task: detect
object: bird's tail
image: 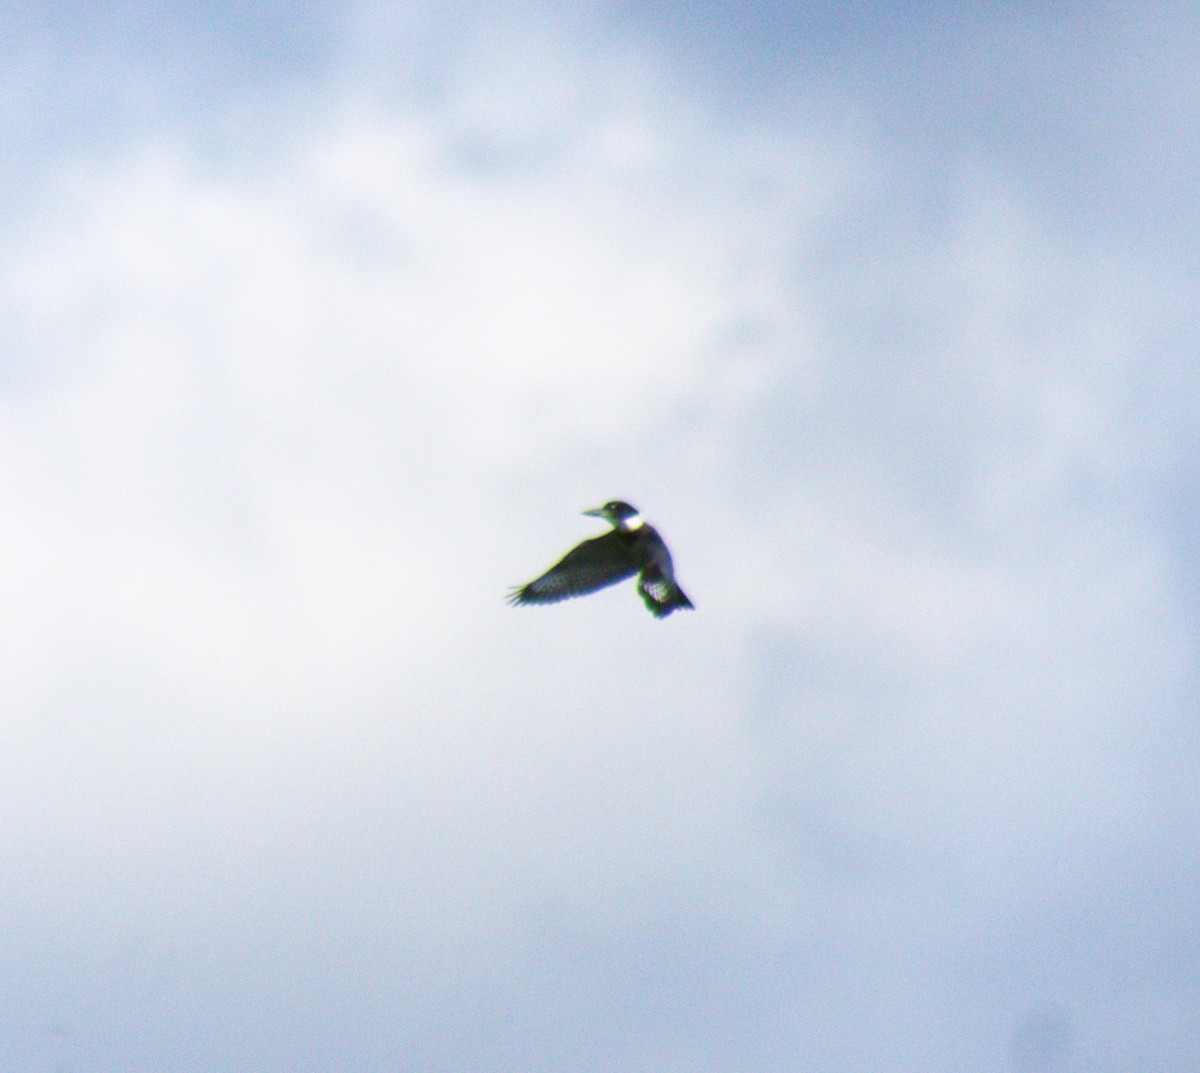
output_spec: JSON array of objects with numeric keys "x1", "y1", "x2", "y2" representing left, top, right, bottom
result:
[{"x1": 645, "y1": 582, "x2": 694, "y2": 618}]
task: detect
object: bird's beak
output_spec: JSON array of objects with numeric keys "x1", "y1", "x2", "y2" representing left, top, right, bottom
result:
[{"x1": 582, "y1": 507, "x2": 606, "y2": 519}]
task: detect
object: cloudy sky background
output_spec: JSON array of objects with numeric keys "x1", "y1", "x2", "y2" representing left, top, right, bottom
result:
[{"x1": 3, "y1": 3, "x2": 1198, "y2": 1070}]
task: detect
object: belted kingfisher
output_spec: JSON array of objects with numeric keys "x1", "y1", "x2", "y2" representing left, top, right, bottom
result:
[{"x1": 508, "y1": 501, "x2": 694, "y2": 618}]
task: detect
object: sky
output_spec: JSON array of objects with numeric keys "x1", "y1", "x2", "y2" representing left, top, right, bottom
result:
[{"x1": 2, "y1": 3, "x2": 1199, "y2": 1071}]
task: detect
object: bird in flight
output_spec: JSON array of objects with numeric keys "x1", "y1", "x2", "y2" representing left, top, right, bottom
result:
[{"x1": 508, "y1": 500, "x2": 694, "y2": 618}]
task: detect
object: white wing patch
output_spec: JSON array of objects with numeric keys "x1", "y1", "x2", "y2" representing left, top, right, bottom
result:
[{"x1": 641, "y1": 577, "x2": 671, "y2": 601}]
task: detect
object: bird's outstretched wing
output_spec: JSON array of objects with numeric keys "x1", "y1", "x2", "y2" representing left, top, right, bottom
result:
[{"x1": 508, "y1": 532, "x2": 638, "y2": 606}]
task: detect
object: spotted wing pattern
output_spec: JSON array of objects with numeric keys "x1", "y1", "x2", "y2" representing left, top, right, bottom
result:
[
  {"x1": 508, "y1": 531, "x2": 639, "y2": 606},
  {"x1": 637, "y1": 569, "x2": 695, "y2": 618}
]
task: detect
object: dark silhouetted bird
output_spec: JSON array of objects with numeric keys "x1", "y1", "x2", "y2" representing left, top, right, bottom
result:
[{"x1": 508, "y1": 501, "x2": 693, "y2": 618}]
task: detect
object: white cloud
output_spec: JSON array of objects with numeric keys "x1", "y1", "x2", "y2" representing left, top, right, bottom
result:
[
  {"x1": 1, "y1": 6, "x2": 1198, "y2": 1070},
  {"x1": 0, "y1": 47, "x2": 817, "y2": 1005}
]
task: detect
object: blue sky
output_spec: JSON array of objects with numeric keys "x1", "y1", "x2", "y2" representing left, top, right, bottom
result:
[{"x1": 2, "y1": 3, "x2": 1198, "y2": 1071}]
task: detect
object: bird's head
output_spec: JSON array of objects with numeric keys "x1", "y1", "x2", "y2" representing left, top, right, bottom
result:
[{"x1": 583, "y1": 500, "x2": 644, "y2": 531}]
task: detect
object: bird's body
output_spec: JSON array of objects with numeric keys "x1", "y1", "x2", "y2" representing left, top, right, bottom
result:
[{"x1": 508, "y1": 501, "x2": 693, "y2": 618}]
